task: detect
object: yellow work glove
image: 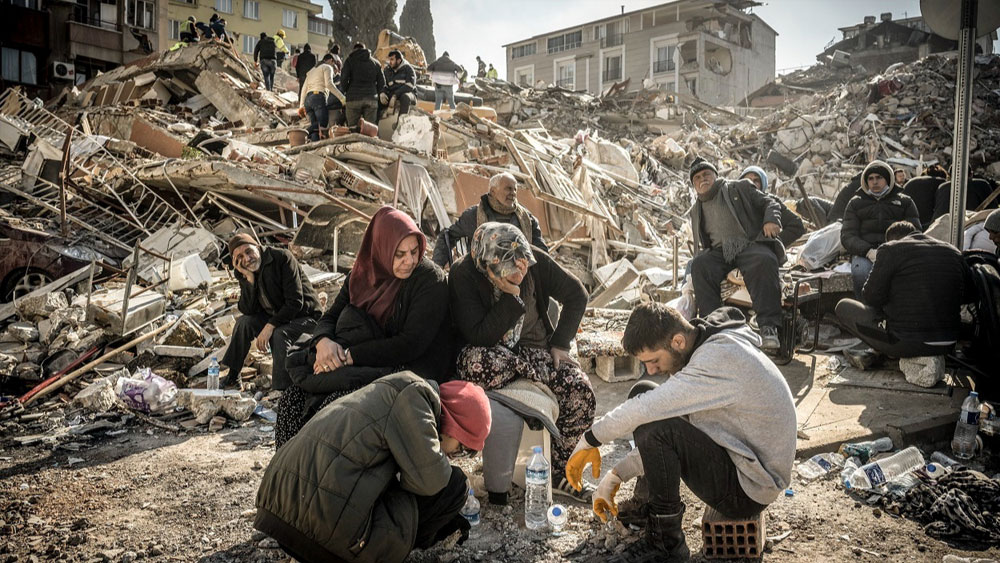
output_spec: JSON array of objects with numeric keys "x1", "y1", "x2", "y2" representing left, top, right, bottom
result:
[
  {"x1": 565, "y1": 435, "x2": 602, "y2": 492},
  {"x1": 593, "y1": 470, "x2": 623, "y2": 523}
]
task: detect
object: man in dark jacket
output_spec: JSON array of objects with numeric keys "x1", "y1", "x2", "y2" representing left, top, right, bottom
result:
[
  {"x1": 295, "y1": 43, "x2": 316, "y2": 97},
  {"x1": 432, "y1": 172, "x2": 547, "y2": 267},
  {"x1": 840, "y1": 160, "x2": 921, "y2": 297},
  {"x1": 688, "y1": 157, "x2": 784, "y2": 352},
  {"x1": 256, "y1": 372, "x2": 491, "y2": 563},
  {"x1": 427, "y1": 52, "x2": 463, "y2": 110},
  {"x1": 932, "y1": 170, "x2": 999, "y2": 222},
  {"x1": 902, "y1": 164, "x2": 948, "y2": 229},
  {"x1": 835, "y1": 221, "x2": 971, "y2": 359},
  {"x1": 739, "y1": 166, "x2": 805, "y2": 247},
  {"x1": 223, "y1": 234, "x2": 322, "y2": 390},
  {"x1": 254, "y1": 32, "x2": 278, "y2": 91},
  {"x1": 828, "y1": 172, "x2": 862, "y2": 223},
  {"x1": 380, "y1": 50, "x2": 417, "y2": 118},
  {"x1": 340, "y1": 42, "x2": 386, "y2": 129}
]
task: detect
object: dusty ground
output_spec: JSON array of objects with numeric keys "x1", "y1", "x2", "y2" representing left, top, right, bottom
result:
[{"x1": 2, "y1": 419, "x2": 999, "y2": 563}]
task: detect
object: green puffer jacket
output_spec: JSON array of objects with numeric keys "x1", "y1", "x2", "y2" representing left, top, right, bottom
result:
[{"x1": 254, "y1": 372, "x2": 453, "y2": 563}]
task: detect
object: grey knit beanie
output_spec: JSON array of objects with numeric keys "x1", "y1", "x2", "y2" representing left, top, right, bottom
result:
[
  {"x1": 985, "y1": 209, "x2": 1000, "y2": 233},
  {"x1": 689, "y1": 157, "x2": 718, "y2": 184}
]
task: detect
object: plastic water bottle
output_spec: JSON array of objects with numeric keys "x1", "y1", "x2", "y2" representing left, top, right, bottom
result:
[
  {"x1": 840, "y1": 457, "x2": 861, "y2": 489},
  {"x1": 931, "y1": 451, "x2": 961, "y2": 468},
  {"x1": 847, "y1": 446, "x2": 925, "y2": 489},
  {"x1": 207, "y1": 357, "x2": 220, "y2": 392},
  {"x1": 951, "y1": 391, "x2": 981, "y2": 460},
  {"x1": 840, "y1": 437, "x2": 893, "y2": 464},
  {"x1": 796, "y1": 452, "x2": 845, "y2": 480},
  {"x1": 547, "y1": 504, "x2": 567, "y2": 535},
  {"x1": 924, "y1": 462, "x2": 950, "y2": 480},
  {"x1": 525, "y1": 446, "x2": 549, "y2": 530},
  {"x1": 460, "y1": 488, "x2": 480, "y2": 526}
]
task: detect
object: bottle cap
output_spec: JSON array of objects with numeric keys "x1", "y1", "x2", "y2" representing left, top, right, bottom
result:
[
  {"x1": 533, "y1": 446, "x2": 542, "y2": 454},
  {"x1": 468, "y1": 488, "x2": 474, "y2": 495},
  {"x1": 551, "y1": 506, "x2": 562, "y2": 516},
  {"x1": 971, "y1": 391, "x2": 979, "y2": 397}
]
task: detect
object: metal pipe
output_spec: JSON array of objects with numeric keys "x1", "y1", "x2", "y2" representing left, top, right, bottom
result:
[{"x1": 948, "y1": 0, "x2": 977, "y2": 249}]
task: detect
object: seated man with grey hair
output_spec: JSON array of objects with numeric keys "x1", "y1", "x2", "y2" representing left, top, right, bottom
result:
[{"x1": 432, "y1": 172, "x2": 548, "y2": 267}]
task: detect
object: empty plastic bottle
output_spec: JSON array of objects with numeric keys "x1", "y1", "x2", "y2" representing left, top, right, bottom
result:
[
  {"x1": 525, "y1": 446, "x2": 550, "y2": 530},
  {"x1": 547, "y1": 504, "x2": 567, "y2": 536},
  {"x1": 796, "y1": 452, "x2": 845, "y2": 480},
  {"x1": 924, "y1": 462, "x2": 950, "y2": 480},
  {"x1": 951, "y1": 391, "x2": 981, "y2": 460},
  {"x1": 847, "y1": 446, "x2": 925, "y2": 489},
  {"x1": 840, "y1": 457, "x2": 861, "y2": 489},
  {"x1": 931, "y1": 451, "x2": 961, "y2": 468},
  {"x1": 460, "y1": 488, "x2": 480, "y2": 526},
  {"x1": 207, "y1": 357, "x2": 220, "y2": 392},
  {"x1": 839, "y1": 437, "x2": 893, "y2": 464}
]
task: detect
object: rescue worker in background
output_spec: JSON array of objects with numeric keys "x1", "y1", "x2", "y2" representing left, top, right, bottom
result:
[
  {"x1": 295, "y1": 44, "x2": 317, "y2": 97},
  {"x1": 340, "y1": 42, "x2": 385, "y2": 129},
  {"x1": 381, "y1": 50, "x2": 417, "y2": 119},
  {"x1": 179, "y1": 16, "x2": 197, "y2": 44},
  {"x1": 254, "y1": 32, "x2": 278, "y2": 91},
  {"x1": 486, "y1": 64, "x2": 498, "y2": 79},
  {"x1": 297, "y1": 54, "x2": 346, "y2": 143},
  {"x1": 274, "y1": 29, "x2": 289, "y2": 68},
  {"x1": 476, "y1": 55, "x2": 486, "y2": 77}
]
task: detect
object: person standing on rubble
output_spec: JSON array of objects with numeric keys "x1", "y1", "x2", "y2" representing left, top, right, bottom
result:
[
  {"x1": 254, "y1": 32, "x2": 278, "y2": 91},
  {"x1": 450, "y1": 222, "x2": 596, "y2": 502},
  {"x1": 273, "y1": 207, "x2": 454, "y2": 447},
  {"x1": 328, "y1": 44, "x2": 343, "y2": 74},
  {"x1": 380, "y1": 50, "x2": 417, "y2": 119},
  {"x1": 903, "y1": 164, "x2": 948, "y2": 229},
  {"x1": 223, "y1": 233, "x2": 322, "y2": 391},
  {"x1": 840, "y1": 160, "x2": 921, "y2": 297},
  {"x1": 427, "y1": 51, "x2": 462, "y2": 110},
  {"x1": 208, "y1": 13, "x2": 228, "y2": 43},
  {"x1": 739, "y1": 166, "x2": 805, "y2": 247},
  {"x1": 340, "y1": 42, "x2": 386, "y2": 130},
  {"x1": 486, "y1": 64, "x2": 498, "y2": 80},
  {"x1": 565, "y1": 302, "x2": 795, "y2": 562},
  {"x1": 274, "y1": 29, "x2": 289, "y2": 69},
  {"x1": 432, "y1": 172, "x2": 547, "y2": 268},
  {"x1": 835, "y1": 221, "x2": 971, "y2": 361},
  {"x1": 476, "y1": 55, "x2": 486, "y2": 78},
  {"x1": 687, "y1": 157, "x2": 784, "y2": 352},
  {"x1": 180, "y1": 16, "x2": 197, "y2": 44},
  {"x1": 297, "y1": 54, "x2": 346, "y2": 143},
  {"x1": 256, "y1": 372, "x2": 491, "y2": 563},
  {"x1": 294, "y1": 43, "x2": 316, "y2": 97}
]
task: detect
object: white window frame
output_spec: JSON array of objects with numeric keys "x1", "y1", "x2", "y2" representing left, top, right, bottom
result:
[
  {"x1": 168, "y1": 19, "x2": 180, "y2": 40},
  {"x1": 214, "y1": 0, "x2": 232, "y2": 14},
  {"x1": 547, "y1": 30, "x2": 582, "y2": 54},
  {"x1": 649, "y1": 34, "x2": 680, "y2": 90},
  {"x1": 599, "y1": 44, "x2": 624, "y2": 84},
  {"x1": 242, "y1": 34, "x2": 257, "y2": 55},
  {"x1": 125, "y1": 0, "x2": 155, "y2": 30},
  {"x1": 553, "y1": 55, "x2": 575, "y2": 90},
  {"x1": 243, "y1": 0, "x2": 259, "y2": 20},
  {"x1": 513, "y1": 64, "x2": 534, "y2": 87},
  {"x1": 510, "y1": 42, "x2": 536, "y2": 59},
  {"x1": 282, "y1": 9, "x2": 297, "y2": 29}
]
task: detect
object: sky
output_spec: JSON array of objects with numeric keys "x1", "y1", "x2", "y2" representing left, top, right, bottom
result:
[{"x1": 313, "y1": 0, "x2": 1000, "y2": 77}]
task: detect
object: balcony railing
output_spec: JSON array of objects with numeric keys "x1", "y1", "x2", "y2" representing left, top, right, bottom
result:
[
  {"x1": 547, "y1": 42, "x2": 581, "y2": 54},
  {"x1": 600, "y1": 33, "x2": 624, "y2": 48},
  {"x1": 602, "y1": 68, "x2": 622, "y2": 82},
  {"x1": 653, "y1": 59, "x2": 675, "y2": 73},
  {"x1": 70, "y1": 8, "x2": 119, "y2": 31}
]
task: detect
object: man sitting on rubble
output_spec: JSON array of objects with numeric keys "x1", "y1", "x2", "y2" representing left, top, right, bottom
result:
[
  {"x1": 179, "y1": 16, "x2": 197, "y2": 44},
  {"x1": 835, "y1": 221, "x2": 971, "y2": 361},
  {"x1": 739, "y1": 166, "x2": 805, "y2": 247},
  {"x1": 902, "y1": 164, "x2": 948, "y2": 229},
  {"x1": 380, "y1": 50, "x2": 417, "y2": 119},
  {"x1": 223, "y1": 233, "x2": 322, "y2": 390},
  {"x1": 566, "y1": 302, "x2": 795, "y2": 562},
  {"x1": 256, "y1": 372, "x2": 491, "y2": 563},
  {"x1": 840, "y1": 160, "x2": 921, "y2": 297},
  {"x1": 932, "y1": 167, "x2": 1000, "y2": 223},
  {"x1": 297, "y1": 54, "x2": 346, "y2": 143},
  {"x1": 432, "y1": 172, "x2": 548, "y2": 268},
  {"x1": 687, "y1": 157, "x2": 784, "y2": 352}
]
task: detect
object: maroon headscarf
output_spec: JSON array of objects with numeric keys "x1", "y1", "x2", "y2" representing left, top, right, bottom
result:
[{"x1": 349, "y1": 206, "x2": 426, "y2": 327}]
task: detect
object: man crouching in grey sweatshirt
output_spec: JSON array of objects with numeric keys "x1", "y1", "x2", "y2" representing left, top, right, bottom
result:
[{"x1": 565, "y1": 303, "x2": 796, "y2": 562}]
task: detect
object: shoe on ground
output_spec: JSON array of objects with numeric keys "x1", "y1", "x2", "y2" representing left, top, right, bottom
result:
[
  {"x1": 760, "y1": 325, "x2": 780, "y2": 352},
  {"x1": 609, "y1": 504, "x2": 689, "y2": 563},
  {"x1": 552, "y1": 477, "x2": 594, "y2": 504}
]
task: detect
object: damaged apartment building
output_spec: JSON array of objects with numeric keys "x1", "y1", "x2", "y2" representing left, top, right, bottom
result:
[{"x1": 503, "y1": 0, "x2": 775, "y2": 107}]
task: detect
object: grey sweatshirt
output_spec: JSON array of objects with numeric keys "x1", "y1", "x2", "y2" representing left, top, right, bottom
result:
[{"x1": 592, "y1": 320, "x2": 796, "y2": 505}]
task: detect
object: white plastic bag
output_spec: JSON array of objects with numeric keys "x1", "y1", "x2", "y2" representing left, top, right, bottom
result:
[
  {"x1": 666, "y1": 278, "x2": 696, "y2": 320},
  {"x1": 797, "y1": 222, "x2": 844, "y2": 270},
  {"x1": 115, "y1": 367, "x2": 177, "y2": 413}
]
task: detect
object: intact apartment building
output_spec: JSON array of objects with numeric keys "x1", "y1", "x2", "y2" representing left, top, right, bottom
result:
[{"x1": 503, "y1": 0, "x2": 776, "y2": 107}]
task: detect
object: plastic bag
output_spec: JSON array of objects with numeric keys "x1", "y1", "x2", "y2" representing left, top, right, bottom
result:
[
  {"x1": 666, "y1": 278, "x2": 696, "y2": 320},
  {"x1": 796, "y1": 222, "x2": 844, "y2": 270},
  {"x1": 115, "y1": 368, "x2": 177, "y2": 413}
]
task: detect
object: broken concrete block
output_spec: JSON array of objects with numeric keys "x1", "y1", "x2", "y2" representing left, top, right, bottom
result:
[
  {"x1": 176, "y1": 389, "x2": 256, "y2": 424},
  {"x1": 73, "y1": 378, "x2": 118, "y2": 413},
  {"x1": 7, "y1": 322, "x2": 39, "y2": 343},
  {"x1": 899, "y1": 356, "x2": 945, "y2": 388},
  {"x1": 88, "y1": 289, "x2": 166, "y2": 336},
  {"x1": 194, "y1": 72, "x2": 268, "y2": 127},
  {"x1": 594, "y1": 355, "x2": 642, "y2": 383},
  {"x1": 0, "y1": 353, "x2": 19, "y2": 377},
  {"x1": 16, "y1": 291, "x2": 69, "y2": 320},
  {"x1": 14, "y1": 362, "x2": 41, "y2": 381},
  {"x1": 222, "y1": 397, "x2": 257, "y2": 422},
  {"x1": 152, "y1": 345, "x2": 208, "y2": 358},
  {"x1": 208, "y1": 415, "x2": 226, "y2": 432}
]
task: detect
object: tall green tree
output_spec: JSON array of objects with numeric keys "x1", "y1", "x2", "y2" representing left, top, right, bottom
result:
[
  {"x1": 399, "y1": 0, "x2": 436, "y2": 61},
  {"x1": 329, "y1": 0, "x2": 398, "y2": 49}
]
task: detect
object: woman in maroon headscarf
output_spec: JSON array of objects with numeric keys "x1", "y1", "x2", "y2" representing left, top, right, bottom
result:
[{"x1": 275, "y1": 206, "x2": 453, "y2": 447}]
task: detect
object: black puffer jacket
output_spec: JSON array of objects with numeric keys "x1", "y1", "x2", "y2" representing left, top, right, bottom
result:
[
  {"x1": 932, "y1": 178, "x2": 999, "y2": 222},
  {"x1": 234, "y1": 247, "x2": 322, "y2": 326},
  {"x1": 383, "y1": 61, "x2": 417, "y2": 97},
  {"x1": 902, "y1": 175, "x2": 946, "y2": 228},
  {"x1": 829, "y1": 174, "x2": 861, "y2": 223},
  {"x1": 840, "y1": 186, "x2": 921, "y2": 255},
  {"x1": 295, "y1": 50, "x2": 316, "y2": 79},
  {"x1": 254, "y1": 36, "x2": 276, "y2": 61},
  {"x1": 340, "y1": 48, "x2": 386, "y2": 101}
]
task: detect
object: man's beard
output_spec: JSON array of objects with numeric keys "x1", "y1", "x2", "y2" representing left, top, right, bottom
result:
[
  {"x1": 244, "y1": 256, "x2": 261, "y2": 272},
  {"x1": 664, "y1": 346, "x2": 692, "y2": 375}
]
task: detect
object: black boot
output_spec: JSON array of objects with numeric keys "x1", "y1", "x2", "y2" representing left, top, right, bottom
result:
[{"x1": 610, "y1": 504, "x2": 689, "y2": 563}]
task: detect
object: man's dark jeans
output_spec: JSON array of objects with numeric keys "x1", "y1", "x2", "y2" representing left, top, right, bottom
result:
[
  {"x1": 413, "y1": 465, "x2": 469, "y2": 548},
  {"x1": 835, "y1": 298, "x2": 954, "y2": 358},
  {"x1": 221, "y1": 313, "x2": 316, "y2": 390},
  {"x1": 690, "y1": 243, "x2": 783, "y2": 329},
  {"x1": 345, "y1": 98, "x2": 378, "y2": 129},
  {"x1": 630, "y1": 381, "x2": 766, "y2": 518},
  {"x1": 304, "y1": 92, "x2": 329, "y2": 142},
  {"x1": 259, "y1": 58, "x2": 276, "y2": 91}
]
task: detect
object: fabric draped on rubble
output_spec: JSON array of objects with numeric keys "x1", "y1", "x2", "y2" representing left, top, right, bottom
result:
[{"x1": 892, "y1": 469, "x2": 1000, "y2": 543}]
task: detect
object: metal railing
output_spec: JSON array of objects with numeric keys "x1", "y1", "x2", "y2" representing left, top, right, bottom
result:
[
  {"x1": 70, "y1": 9, "x2": 120, "y2": 31},
  {"x1": 600, "y1": 33, "x2": 624, "y2": 48},
  {"x1": 547, "y1": 42, "x2": 581, "y2": 54}
]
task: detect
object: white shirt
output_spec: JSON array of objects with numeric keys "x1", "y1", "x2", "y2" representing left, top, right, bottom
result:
[{"x1": 299, "y1": 63, "x2": 346, "y2": 108}]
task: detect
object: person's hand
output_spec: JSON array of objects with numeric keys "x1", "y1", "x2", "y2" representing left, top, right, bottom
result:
[
  {"x1": 233, "y1": 254, "x2": 254, "y2": 284},
  {"x1": 565, "y1": 435, "x2": 602, "y2": 492},
  {"x1": 593, "y1": 470, "x2": 623, "y2": 523},
  {"x1": 763, "y1": 222, "x2": 781, "y2": 238},
  {"x1": 866, "y1": 248, "x2": 878, "y2": 262},
  {"x1": 487, "y1": 269, "x2": 521, "y2": 297},
  {"x1": 314, "y1": 337, "x2": 346, "y2": 373},
  {"x1": 550, "y1": 347, "x2": 579, "y2": 370},
  {"x1": 345, "y1": 349, "x2": 354, "y2": 366},
  {"x1": 297, "y1": 107, "x2": 307, "y2": 118},
  {"x1": 255, "y1": 323, "x2": 275, "y2": 352},
  {"x1": 379, "y1": 92, "x2": 389, "y2": 105},
  {"x1": 389, "y1": 95, "x2": 397, "y2": 109}
]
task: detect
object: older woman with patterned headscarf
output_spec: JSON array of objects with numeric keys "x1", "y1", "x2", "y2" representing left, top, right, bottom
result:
[{"x1": 448, "y1": 222, "x2": 595, "y2": 501}]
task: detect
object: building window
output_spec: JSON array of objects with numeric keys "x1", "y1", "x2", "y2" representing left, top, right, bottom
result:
[
  {"x1": 511, "y1": 42, "x2": 536, "y2": 59},
  {"x1": 125, "y1": 0, "x2": 154, "y2": 29},
  {"x1": 2, "y1": 48, "x2": 37, "y2": 86},
  {"x1": 308, "y1": 18, "x2": 332, "y2": 36},
  {"x1": 243, "y1": 34, "x2": 257, "y2": 55},
  {"x1": 243, "y1": 0, "x2": 259, "y2": 20},
  {"x1": 8, "y1": 0, "x2": 40, "y2": 8},
  {"x1": 603, "y1": 53, "x2": 622, "y2": 82},
  {"x1": 282, "y1": 9, "x2": 297, "y2": 29},
  {"x1": 596, "y1": 20, "x2": 626, "y2": 48},
  {"x1": 215, "y1": 0, "x2": 232, "y2": 14},
  {"x1": 514, "y1": 65, "x2": 534, "y2": 87},
  {"x1": 168, "y1": 19, "x2": 180, "y2": 40},
  {"x1": 555, "y1": 59, "x2": 575, "y2": 89},
  {"x1": 547, "y1": 30, "x2": 582, "y2": 54},
  {"x1": 654, "y1": 45, "x2": 676, "y2": 73}
]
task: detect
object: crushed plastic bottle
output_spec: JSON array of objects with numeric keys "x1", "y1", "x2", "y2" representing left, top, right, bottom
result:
[
  {"x1": 460, "y1": 488, "x2": 480, "y2": 526},
  {"x1": 840, "y1": 457, "x2": 861, "y2": 489},
  {"x1": 931, "y1": 451, "x2": 961, "y2": 468},
  {"x1": 847, "y1": 446, "x2": 925, "y2": 490},
  {"x1": 839, "y1": 437, "x2": 893, "y2": 464},
  {"x1": 796, "y1": 452, "x2": 845, "y2": 480}
]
